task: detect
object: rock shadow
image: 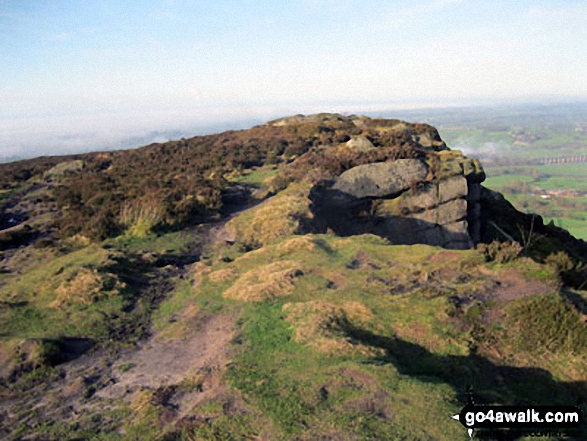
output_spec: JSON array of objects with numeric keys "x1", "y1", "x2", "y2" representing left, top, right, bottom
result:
[{"x1": 309, "y1": 186, "x2": 472, "y2": 250}]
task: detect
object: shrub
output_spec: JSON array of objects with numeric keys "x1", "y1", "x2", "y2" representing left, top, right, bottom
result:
[
  {"x1": 478, "y1": 240, "x2": 523, "y2": 263},
  {"x1": 545, "y1": 251, "x2": 587, "y2": 288},
  {"x1": 545, "y1": 251, "x2": 574, "y2": 274}
]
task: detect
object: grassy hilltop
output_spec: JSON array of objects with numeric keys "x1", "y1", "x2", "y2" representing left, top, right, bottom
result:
[{"x1": 0, "y1": 114, "x2": 586, "y2": 440}]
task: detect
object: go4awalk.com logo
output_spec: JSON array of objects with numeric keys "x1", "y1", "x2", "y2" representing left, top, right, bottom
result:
[{"x1": 451, "y1": 404, "x2": 583, "y2": 439}]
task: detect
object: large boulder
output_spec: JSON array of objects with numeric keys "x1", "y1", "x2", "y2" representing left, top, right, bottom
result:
[
  {"x1": 332, "y1": 159, "x2": 428, "y2": 199},
  {"x1": 343, "y1": 137, "x2": 376, "y2": 152}
]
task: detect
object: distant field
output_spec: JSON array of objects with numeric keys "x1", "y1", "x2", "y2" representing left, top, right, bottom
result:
[
  {"x1": 538, "y1": 176, "x2": 587, "y2": 192},
  {"x1": 429, "y1": 106, "x2": 587, "y2": 244},
  {"x1": 483, "y1": 165, "x2": 587, "y2": 241},
  {"x1": 535, "y1": 163, "x2": 587, "y2": 176},
  {"x1": 550, "y1": 218, "x2": 587, "y2": 241},
  {"x1": 483, "y1": 174, "x2": 534, "y2": 189}
]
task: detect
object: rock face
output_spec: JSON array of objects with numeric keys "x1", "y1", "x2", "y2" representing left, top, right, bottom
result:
[{"x1": 310, "y1": 151, "x2": 485, "y2": 250}]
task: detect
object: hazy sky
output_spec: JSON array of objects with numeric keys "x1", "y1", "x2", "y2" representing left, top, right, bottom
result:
[{"x1": 1, "y1": 0, "x2": 587, "y2": 158}]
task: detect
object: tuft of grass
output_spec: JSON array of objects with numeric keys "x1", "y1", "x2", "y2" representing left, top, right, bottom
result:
[
  {"x1": 207, "y1": 267, "x2": 237, "y2": 283},
  {"x1": 282, "y1": 300, "x2": 380, "y2": 356},
  {"x1": 118, "y1": 362, "x2": 135, "y2": 373},
  {"x1": 223, "y1": 260, "x2": 304, "y2": 302},
  {"x1": 120, "y1": 195, "x2": 165, "y2": 238},
  {"x1": 50, "y1": 266, "x2": 125, "y2": 308}
]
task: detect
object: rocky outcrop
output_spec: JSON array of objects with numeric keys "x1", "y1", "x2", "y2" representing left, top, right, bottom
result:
[{"x1": 310, "y1": 150, "x2": 485, "y2": 250}]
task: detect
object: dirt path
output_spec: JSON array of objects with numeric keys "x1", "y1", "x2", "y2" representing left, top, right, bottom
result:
[
  {"x1": 85, "y1": 196, "x2": 260, "y2": 418},
  {"x1": 97, "y1": 312, "x2": 236, "y2": 400}
]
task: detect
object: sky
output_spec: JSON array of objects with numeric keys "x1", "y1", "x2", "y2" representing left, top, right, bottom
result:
[{"x1": 1, "y1": 0, "x2": 587, "y2": 158}]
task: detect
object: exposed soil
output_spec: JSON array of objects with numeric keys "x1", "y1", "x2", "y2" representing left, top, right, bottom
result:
[
  {"x1": 97, "y1": 311, "x2": 236, "y2": 400},
  {"x1": 484, "y1": 268, "x2": 556, "y2": 303},
  {"x1": 476, "y1": 267, "x2": 556, "y2": 324},
  {"x1": 429, "y1": 251, "x2": 462, "y2": 263}
]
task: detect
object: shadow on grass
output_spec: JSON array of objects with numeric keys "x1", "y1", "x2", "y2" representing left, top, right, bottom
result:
[{"x1": 340, "y1": 322, "x2": 586, "y2": 439}]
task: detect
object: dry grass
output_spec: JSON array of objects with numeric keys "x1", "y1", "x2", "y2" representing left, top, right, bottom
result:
[
  {"x1": 234, "y1": 246, "x2": 269, "y2": 262},
  {"x1": 282, "y1": 300, "x2": 382, "y2": 356},
  {"x1": 63, "y1": 234, "x2": 92, "y2": 248},
  {"x1": 226, "y1": 183, "x2": 312, "y2": 248},
  {"x1": 275, "y1": 236, "x2": 318, "y2": 253},
  {"x1": 50, "y1": 267, "x2": 125, "y2": 308},
  {"x1": 208, "y1": 268, "x2": 237, "y2": 283},
  {"x1": 222, "y1": 261, "x2": 304, "y2": 302}
]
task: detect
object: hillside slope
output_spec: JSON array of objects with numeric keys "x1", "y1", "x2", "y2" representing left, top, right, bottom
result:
[{"x1": 0, "y1": 114, "x2": 586, "y2": 440}]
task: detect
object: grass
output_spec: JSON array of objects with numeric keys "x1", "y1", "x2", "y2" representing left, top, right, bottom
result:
[
  {"x1": 534, "y1": 163, "x2": 587, "y2": 176},
  {"x1": 2, "y1": 225, "x2": 585, "y2": 440},
  {"x1": 120, "y1": 196, "x2": 166, "y2": 238},
  {"x1": 186, "y1": 231, "x2": 587, "y2": 439},
  {"x1": 118, "y1": 362, "x2": 135, "y2": 373},
  {"x1": 504, "y1": 293, "x2": 587, "y2": 354},
  {"x1": 0, "y1": 246, "x2": 125, "y2": 339},
  {"x1": 43, "y1": 160, "x2": 84, "y2": 178},
  {"x1": 539, "y1": 176, "x2": 587, "y2": 192},
  {"x1": 226, "y1": 182, "x2": 312, "y2": 248},
  {"x1": 106, "y1": 229, "x2": 199, "y2": 255},
  {"x1": 230, "y1": 166, "x2": 279, "y2": 186},
  {"x1": 227, "y1": 298, "x2": 465, "y2": 440},
  {"x1": 483, "y1": 173, "x2": 534, "y2": 189},
  {"x1": 0, "y1": 242, "x2": 165, "y2": 383},
  {"x1": 151, "y1": 278, "x2": 197, "y2": 336}
]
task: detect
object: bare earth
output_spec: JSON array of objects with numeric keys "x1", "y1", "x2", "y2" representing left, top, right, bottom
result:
[{"x1": 97, "y1": 312, "x2": 236, "y2": 400}]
